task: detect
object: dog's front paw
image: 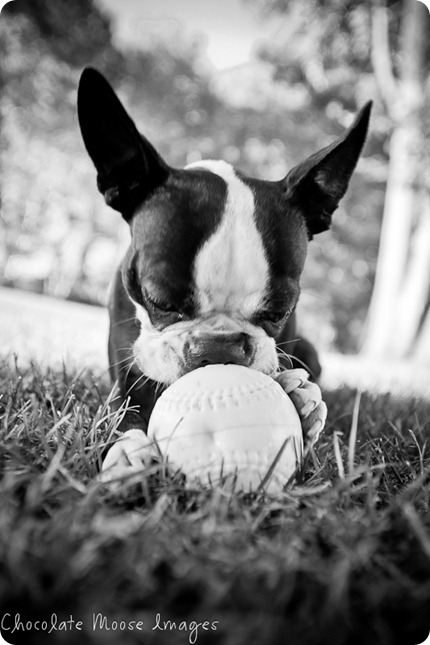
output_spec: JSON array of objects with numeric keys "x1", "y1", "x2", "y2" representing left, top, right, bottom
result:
[
  {"x1": 274, "y1": 368, "x2": 327, "y2": 447},
  {"x1": 100, "y1": 429, "x2": 158, "y2": 488}
]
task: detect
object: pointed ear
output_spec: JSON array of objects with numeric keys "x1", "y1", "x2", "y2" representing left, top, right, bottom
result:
[
  {"x1": 77, "y1": 68, "x2": 169, "y2": 219},
  {"x1": 283, "y1": 102, "x2": 372, "y2": 238}
]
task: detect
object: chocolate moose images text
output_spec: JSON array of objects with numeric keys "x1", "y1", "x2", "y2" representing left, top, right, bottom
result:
[{"x1": 1, "y1": 612, "x2": 220, "y2": 643}]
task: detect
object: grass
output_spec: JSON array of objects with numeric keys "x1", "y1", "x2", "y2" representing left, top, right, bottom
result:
[{"x1": 1, "y1": 355, "x2": 430, "y2": 645}]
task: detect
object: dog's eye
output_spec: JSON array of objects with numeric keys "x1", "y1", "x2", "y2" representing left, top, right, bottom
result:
[
  {"x1": 265, "y1": 310, "x2": 288, "y2": 324},
  {"x1": 145, "y1": 292, "x2": 184, "y2": 321},
  {"x1": 257, "y1": 306, "x2": 294, "y2": 327}
]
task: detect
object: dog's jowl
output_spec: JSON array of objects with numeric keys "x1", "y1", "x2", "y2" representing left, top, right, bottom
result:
[{"x1": 77, "y1": 68, "x2": 371, "y2": 479}]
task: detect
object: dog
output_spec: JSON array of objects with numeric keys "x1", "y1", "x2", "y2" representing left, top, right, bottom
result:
[{"x1": 77, "y1": 68, "x2": 371, "y2": 481}]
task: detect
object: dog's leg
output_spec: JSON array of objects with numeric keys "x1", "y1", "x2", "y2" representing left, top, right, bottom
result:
[
  {"x1": 275, "y1": 315, "x2": 326, "y2": 445},
  {"x1": 101, "y1": 355, "x2": 160, "y2": 486},
  {"x1": 100, "y1": 270, "x2": 161, "y2": 485},
  {"x1": 274, "y1": 369, "x2": 327, "y2": 447}
]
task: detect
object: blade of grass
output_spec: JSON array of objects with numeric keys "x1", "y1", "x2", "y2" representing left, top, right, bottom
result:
[
  {"x1": 257, "y1": 436, "x2": 293, "y2": 492},
  {"x1": 333, "y1": 431, "x2": 345, "y2": 479},
  {"x1": 348, "y1": 390, "x2": 362, "y2": 475}
]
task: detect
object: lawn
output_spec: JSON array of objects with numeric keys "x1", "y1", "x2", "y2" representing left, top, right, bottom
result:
[{"x1": 1, "y1": 351, "x2": 430, "y2": 645}]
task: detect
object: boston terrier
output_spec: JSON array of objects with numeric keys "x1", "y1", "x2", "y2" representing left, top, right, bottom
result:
[{"x1": 77, "y1": 68, "x2": 371, "y2": 482}]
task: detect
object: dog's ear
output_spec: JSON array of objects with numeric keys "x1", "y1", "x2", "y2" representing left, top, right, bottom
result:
[
  {"x1": 283, "y1": 102, "x2": 372, "y2": 238},
  {"x1": 77, "y1": 67, "x2": 169, "y2": 219}
]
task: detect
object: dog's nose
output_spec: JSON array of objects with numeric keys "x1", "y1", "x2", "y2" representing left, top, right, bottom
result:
[{"x1": 185, "y1": 332, "x2": 252, "y2": 369}]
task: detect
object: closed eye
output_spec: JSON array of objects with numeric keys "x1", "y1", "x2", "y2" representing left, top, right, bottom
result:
[
  {"x1": 264, "y1": 310, "x2": 290, "y2": 324},
  {"x1": 143, "y1": 290, "x2": 187, "y2": 325},
  {"x1": 253, "y1": 304, "x2": 296, "y2": 332},
  {"x1": 145, "y1": 291, "x2": 180, "y2": 315}
]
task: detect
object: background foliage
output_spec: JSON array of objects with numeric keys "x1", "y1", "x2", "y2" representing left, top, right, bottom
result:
[{"x1": 2, "y1": 0, "x2": 427, "y2": 352}]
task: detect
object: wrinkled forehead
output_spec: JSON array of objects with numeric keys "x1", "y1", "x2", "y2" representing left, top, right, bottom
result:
[{"x1": 130, "y1": 160, "x2": 304, "y2": 315}]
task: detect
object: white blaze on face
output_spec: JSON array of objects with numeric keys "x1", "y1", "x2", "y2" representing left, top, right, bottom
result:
[{"x1": 188, "y1": 160, "x2": 269, "y2": 317}]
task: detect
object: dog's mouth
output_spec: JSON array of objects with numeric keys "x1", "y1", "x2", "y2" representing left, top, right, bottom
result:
[{"x1": 133, "y1": 309, "x2": 279, "y2": 385}]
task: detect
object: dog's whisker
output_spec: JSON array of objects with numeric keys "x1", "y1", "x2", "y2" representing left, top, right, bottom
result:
[
  {"x1": 109, "y1": 355, "x2": 134, "y2": 370},
  {"x1": 276, "y1": 347, "x2": 295, "y2": 367},
  {"x1": 276, "y1": 338, "x2": 301, "y2": 348},
  {"x1": 300, "y1": 290, "x2": 332, "y2": 304},
  {"x1": 116, "y1": 345, "x2": 134, "y2": 353},
  {"x1": 276, "y1": 345, "x2": 292, "y2": 358},
  {"x1": 125, "y1": 370, "x2": 151, "y2": 397},
  {"x1": 276, "y1": 350, "x2": 293, "y2": 363},
  {"x1": 108, "y1": 351, "x2": 137, "y2": 372},
  {"x1": 111, "y1": 316, "x2": 137, "y2": 329},
  {"x1": 124, "y1": 357, "x2": 138, "y2": 384}
]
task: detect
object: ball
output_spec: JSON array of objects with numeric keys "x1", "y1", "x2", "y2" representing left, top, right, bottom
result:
[{"x1": 147, "y1": 364, "x2": 303, "y2": 493}]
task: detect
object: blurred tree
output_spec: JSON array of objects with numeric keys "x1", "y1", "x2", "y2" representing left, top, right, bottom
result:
[
  {"x1": 362, "y1": 0, "x2": 430, "y2": 361},
  {"x1": 5, "y1": 0, "x2": 122, "y2": 69},
  {"x1": 254, "y1": 0, "x2": 430, "y2": 359},
  {"x1": 0, "y1": 0, "x2": 126, "y2": 301}
]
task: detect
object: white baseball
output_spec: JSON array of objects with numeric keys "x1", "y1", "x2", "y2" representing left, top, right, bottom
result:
[{"x1": 147, "y1": 364, "x2": 303, "y2": 493}]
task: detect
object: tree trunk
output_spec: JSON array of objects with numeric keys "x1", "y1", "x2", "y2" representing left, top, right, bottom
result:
[
  {"x1": 361, "y1": 0, "x2": 429, "y2": 359},
  {"x1": 395, "y1": 185, "x2": 430, "y2": 356},
  {"x1": 361, "y1": 124, "x2": 420, "y2": 356},
  {"x1": 414, "y1": 300, "x2": 430, "y2": 362}
]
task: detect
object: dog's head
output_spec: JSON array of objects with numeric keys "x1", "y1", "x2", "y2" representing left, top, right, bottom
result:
[{"x1": 78, "y1": 68, "x2": 371, "y2": 384}]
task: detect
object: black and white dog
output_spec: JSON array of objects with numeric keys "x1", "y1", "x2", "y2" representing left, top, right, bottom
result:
[{"x1": 77, "y1": 69, "x2": 370, "y2": 480}]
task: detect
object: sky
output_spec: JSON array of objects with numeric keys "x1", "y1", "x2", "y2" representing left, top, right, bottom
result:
[{"x1": 96, "y1": 0, "x2": 279, "y2": 70}]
